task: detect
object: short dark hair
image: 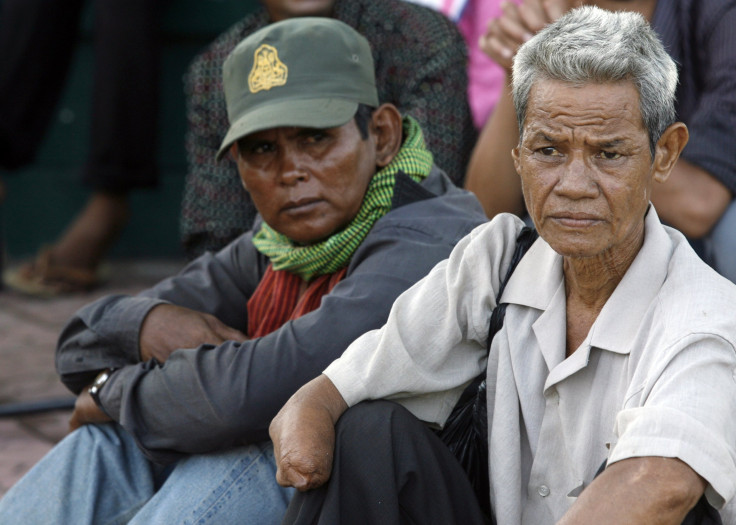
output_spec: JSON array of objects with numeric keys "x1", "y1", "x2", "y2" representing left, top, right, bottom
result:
[{"x1": 354, "y1": 104, "x2": 377, "y2": 139}]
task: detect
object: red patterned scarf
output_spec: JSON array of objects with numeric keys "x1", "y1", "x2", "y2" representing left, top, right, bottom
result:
[{"x1": 247, "y1": 265, "x2": 348, "y2": 338}]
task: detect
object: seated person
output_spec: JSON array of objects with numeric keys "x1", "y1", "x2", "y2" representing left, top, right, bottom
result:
[
  {"x1": 464, "y1": 0, "x2": 736, "y2": 283},
  {"x1": 181, "y1": 0, "x2": 477, "y2": 257},
  {"x1": 0, "y1": 19, "x2": 487, "y2": 524},
  {"x1": 401, "y1": 0, "x2": 522, "y2": 128},
  {"x1": 270, "y1": 7, "x2": 736, "y2": 524}
]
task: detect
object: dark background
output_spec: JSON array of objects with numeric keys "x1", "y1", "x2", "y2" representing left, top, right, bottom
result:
[{"x1": 1, "y1": 0, "x2": 258, "y2": 260}]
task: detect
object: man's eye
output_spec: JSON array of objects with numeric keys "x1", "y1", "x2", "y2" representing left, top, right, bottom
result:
[
  {"x1": 539, "y1": 147, "x2": 561, "y2": 156},
  {"x1": 598, "y1": 150, "x2": 622, "y2": 160},
  {"x1": 250, "y1": 142, "x2": 275, "y2": 154},
  {"x1": 304, "y1": 131, "x2": 327, "y2": 143}
]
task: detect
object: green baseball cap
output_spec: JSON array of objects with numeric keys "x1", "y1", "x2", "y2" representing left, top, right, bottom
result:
[{"x1": 216, "y1": 17, "x2": 379, "y2": 160}]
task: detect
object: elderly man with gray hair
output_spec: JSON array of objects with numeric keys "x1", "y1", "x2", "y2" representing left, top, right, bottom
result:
[{"x1": 269, "y1": 6, "x2": 736, "y2": 524}]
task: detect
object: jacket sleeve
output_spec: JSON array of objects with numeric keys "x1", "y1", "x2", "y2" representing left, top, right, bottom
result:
[
  {"x1": 93, "y1": 216, "x2": 475, "y2": 463},
  {"x1": 55, "y1": 231, "x2": 263, "y2": 394}
]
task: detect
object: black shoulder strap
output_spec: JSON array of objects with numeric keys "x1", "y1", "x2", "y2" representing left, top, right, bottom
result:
[{"x1": 486, "y1": 226, "x2": 538, "y2": 352}]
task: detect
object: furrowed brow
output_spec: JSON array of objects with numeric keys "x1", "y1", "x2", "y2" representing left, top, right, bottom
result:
[
  {"x1": 529, "y1": 131, "x2": 558, "y2": 143},
  {"x1": 596, "y1": 138, "x2": 628, "y2": 149}
]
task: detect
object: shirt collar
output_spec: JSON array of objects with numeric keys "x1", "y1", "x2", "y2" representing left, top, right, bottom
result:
[
  {"x1": 500, "y1": 207, "x2": 673, "y2": 355},
  {"x1": 501, "y1": 232, "x2": 563, "y2": 311},
  {"x1": 588, "y1": 207, "x2": 672, "y2": 354}
]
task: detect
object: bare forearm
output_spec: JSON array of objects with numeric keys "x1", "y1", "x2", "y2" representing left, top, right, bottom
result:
[
  {"x1": 465, "y1": 81, "x2": 525, "y2": 218},
  {"x1": 651, "y1": 158, "x2": 732, "y2": 238},
  {"x1": 290, "y1": 374, "x2": 349, "y2": 427},
  {"x1": 271, "y1": 374, "x2": 348, "y2": 491},
  {"x1": 559, "y1": 457, "x2": 706, "y2": 525}
]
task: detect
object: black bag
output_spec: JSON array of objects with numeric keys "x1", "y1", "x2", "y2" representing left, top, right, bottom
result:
[{"x1": 437, "y1": 227, "x2": 538, "y2": 521}]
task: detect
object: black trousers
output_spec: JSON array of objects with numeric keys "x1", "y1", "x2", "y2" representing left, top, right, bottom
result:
[
  {"x1": 283, "y1": 400, "x2": 488, "y2": 525},
  {"x1": 284, "y1": 401, "x2": 722, "y2": 525},
  {"x1": 0, "y1": 0, "x2": 166, "y2": 191}
]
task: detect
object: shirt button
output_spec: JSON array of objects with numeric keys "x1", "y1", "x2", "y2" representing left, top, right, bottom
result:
[{"x1": 538, "y1": 485, "x2": 550, "y2": 497}]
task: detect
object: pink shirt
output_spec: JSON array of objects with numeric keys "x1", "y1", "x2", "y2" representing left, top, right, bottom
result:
[
  {"x1": 403, "y1": 0, "x2": 522, "y2": 128},
  {"x1": 458, "y1": 0, "x2": 521, "y2": 128}
]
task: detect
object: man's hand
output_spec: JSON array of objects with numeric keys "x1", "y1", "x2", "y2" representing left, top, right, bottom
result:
[
  {"x1": 139, "y1": 304, "x2": 248, "y2": 363},
  {"x1": 480, "y1": 0, "x2": 581, "y2": 70},
  {"x1": 68, "y1": 387, "x2": 112, "y2": 432},
  {"x1": 269, "y1": 375, "x2": 348, "y2": 491}
]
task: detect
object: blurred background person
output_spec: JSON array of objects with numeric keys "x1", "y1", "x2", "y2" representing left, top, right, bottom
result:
[
  {"x1": 401, "y1": 0, "x2": 521, "y2": 129},
  {"x1": 0, "y1": 0, "x2": 169, "y2": 295},
  {"x1": 465, "y1": 0, "x2": 736, "y2": 282}
]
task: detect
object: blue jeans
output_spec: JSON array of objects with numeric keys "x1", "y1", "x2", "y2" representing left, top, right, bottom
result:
[{"x1": 0, "y1": 423, "x2": 293, "y2": 524}]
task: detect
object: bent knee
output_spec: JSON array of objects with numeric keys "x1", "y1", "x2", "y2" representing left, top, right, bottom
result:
[{"x1": 336, "y1": 401, "x2": 424, "y2": 446}]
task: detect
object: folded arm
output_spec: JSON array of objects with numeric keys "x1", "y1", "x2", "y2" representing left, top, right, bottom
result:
[
  {"x1": 57, "y1": 217, "x2": 476, "y2": 462},
  {"x1": 590, "y1": 333, "x2": 736, "y2": 522},
  {"x1": 56, "y1": 231, "x2": 263, "y2": 394}
]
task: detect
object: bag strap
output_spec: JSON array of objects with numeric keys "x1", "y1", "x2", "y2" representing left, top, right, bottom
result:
[{"x1": 487, "y1": 226, "x2": 538, "y2": 353}]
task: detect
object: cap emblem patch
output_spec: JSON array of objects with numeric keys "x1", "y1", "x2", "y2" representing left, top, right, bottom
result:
[{"x1": 248, "y1": 44, "x2": 288, "y2": 93}]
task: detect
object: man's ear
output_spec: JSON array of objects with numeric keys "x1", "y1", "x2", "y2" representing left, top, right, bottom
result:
[
  {"x1": 229, "y1": 143, "x2": 241, "y2": 162},
  {"x1": 652, "y1": 122, "x2": 688, "y2": 184},
  {"x1": 511, "y1": 145, "x2": 521, "y2": 176},
  {"x1": 369, "y1": 103, "x2": 403, "y2": 168}
]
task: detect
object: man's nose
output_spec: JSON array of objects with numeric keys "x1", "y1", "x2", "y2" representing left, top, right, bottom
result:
[
  {"x1": 554, "y1": 156, "x2": 598, "y2": 199},
  {"x1": 278, "y1": 150, "x2": 310, "y2": 185}
]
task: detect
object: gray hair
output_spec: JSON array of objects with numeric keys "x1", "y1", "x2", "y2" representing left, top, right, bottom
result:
[{"x1": 512, "y1": 6, "x2": 678, "y2": 157}]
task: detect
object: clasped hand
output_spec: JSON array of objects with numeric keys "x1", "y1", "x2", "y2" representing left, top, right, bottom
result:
[
  {"x1": 138, "y1": 303, "x2": 248, "y2": 363},
  {"x1": 69, "y1": 304, "x2": 247, "y2": 431},
  {"x1": 68, "y1": 386, "x2": 111, "y2": 432},
  {"x1": 480, "y1": 0, "x2": 582, "y2": 70}
]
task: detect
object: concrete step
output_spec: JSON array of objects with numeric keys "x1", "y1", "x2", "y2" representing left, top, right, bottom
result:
[{"x1": 0, "y1": 258, "x2": 184, "y2": 496}]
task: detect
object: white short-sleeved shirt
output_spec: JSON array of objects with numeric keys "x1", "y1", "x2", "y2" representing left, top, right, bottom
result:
[{"x1": 325, "y1": 209, "x2": 736, "y2": 524}]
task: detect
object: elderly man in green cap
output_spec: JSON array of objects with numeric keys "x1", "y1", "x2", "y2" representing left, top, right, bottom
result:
[{"x1": 0, "y1": 17, "x2": 486, "y2": 525}]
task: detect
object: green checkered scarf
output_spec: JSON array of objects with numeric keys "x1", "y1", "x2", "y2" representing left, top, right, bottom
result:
[{"x1": 252, "y1": 116, "x2": 433, "y2": 281}]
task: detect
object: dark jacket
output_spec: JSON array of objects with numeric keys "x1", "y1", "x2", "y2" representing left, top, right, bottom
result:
[{"x1": 56, "y1": 167, "x2": 487, "y2": 463}]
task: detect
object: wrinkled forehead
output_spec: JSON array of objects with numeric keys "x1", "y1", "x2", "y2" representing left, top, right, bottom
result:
[{"x1": 524, "y1": 79, "x2": 645, "y2": 136}]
